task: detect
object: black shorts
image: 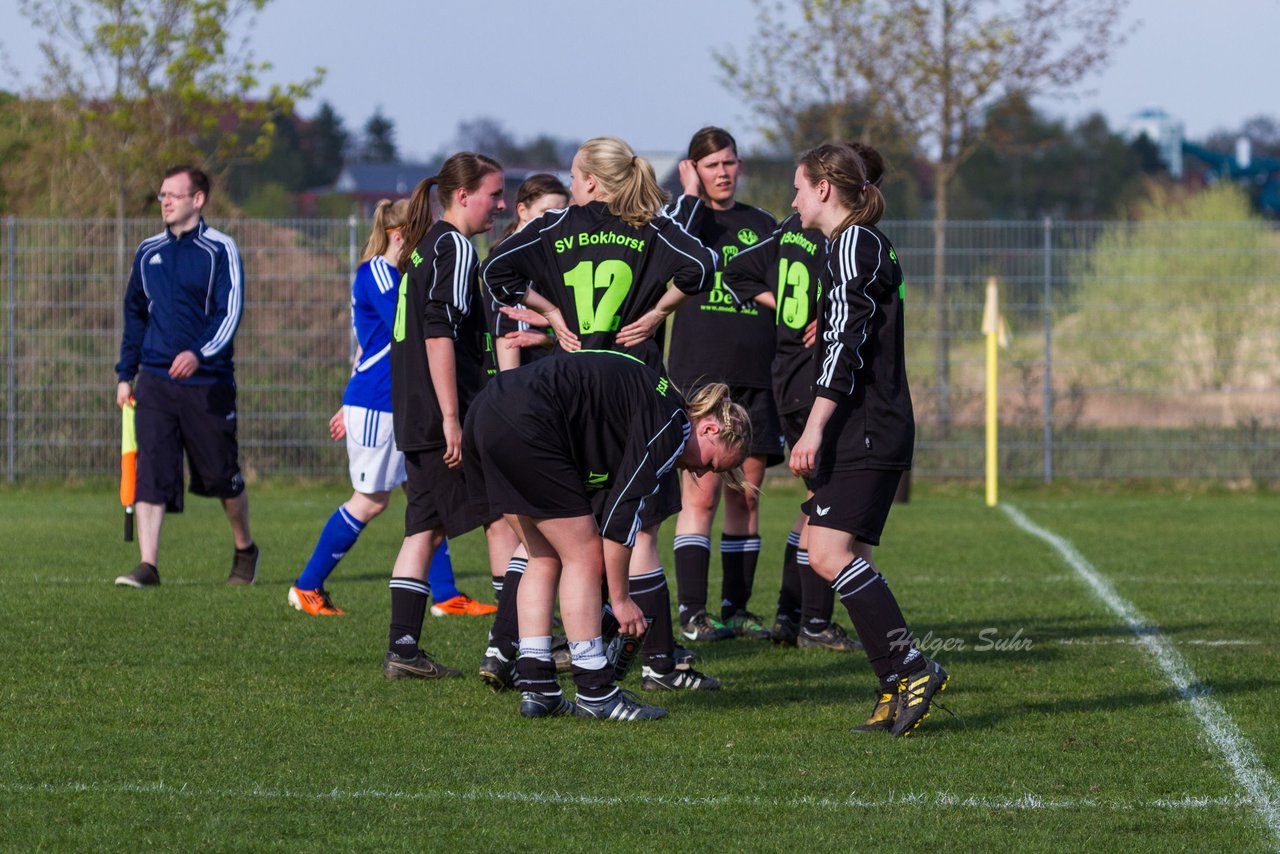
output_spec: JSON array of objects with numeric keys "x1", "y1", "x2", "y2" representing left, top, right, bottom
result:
[
  {"x1": 464, "y1": 403, "x2": 593, "y2": 522},
  {"x1": 730, "y1": 385, "x2": 784, "y2": 466},
  {"x1": 134, "y1": 371, "x2": 244, "y2": 510},
  {"x1": 404, "y1": 448, "x2": 490, "y2": 538},
  {"x1": 802, "y1": 468, "x2": 903, "y2": 545}
]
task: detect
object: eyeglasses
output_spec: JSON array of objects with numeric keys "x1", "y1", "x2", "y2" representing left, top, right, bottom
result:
[{"x1": 156, "y1": 192, "x2": 193, "y2": 202}]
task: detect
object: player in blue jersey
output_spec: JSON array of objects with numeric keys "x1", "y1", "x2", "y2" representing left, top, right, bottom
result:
[{"x1": 289, "y1": 199, "x2": 495, "y2": 618}]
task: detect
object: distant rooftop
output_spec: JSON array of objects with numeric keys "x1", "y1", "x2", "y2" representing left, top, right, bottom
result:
[{"x1": 333, "y1": 162, "x2": 438, "y2": 196}]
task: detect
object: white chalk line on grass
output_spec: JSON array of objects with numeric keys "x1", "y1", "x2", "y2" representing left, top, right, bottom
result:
[
  {"x1": 1002, "y1": 504, "x2": 1280, "y2": 849},
  {"x1": 0, "y1": 781, "x2": 1255, "y2": 813},
  {"x1": 7, "y1": 573, "x2": 1279, "y2": 587},
  {"x1": 1055, "y1": 638, "x2": 1258, "y2": 647}
]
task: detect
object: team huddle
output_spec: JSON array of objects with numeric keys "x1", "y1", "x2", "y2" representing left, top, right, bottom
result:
[{"x1": 113, "y1": 128, "x2": 950, "y2": 735}]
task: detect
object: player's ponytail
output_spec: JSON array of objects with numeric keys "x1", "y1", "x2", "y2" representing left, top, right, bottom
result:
[
  {"x1": 361, "y1": 198, "x2": 410, "y2": 264},
  {"x1": 399, "y1": 177, "x2": 439, "y2": 272},
  {"x1": 798, "y1": 143, "x2": 885, "y2": 238},
  {"x1": 684, "y1": 382, "x2": 756, "y2": 494},
  {"x1": 576, "y1": 136, "x2": 669, "y2": 228},
  {"x1": 399, "y1": 152, "x2": 503, "y2": 272}
]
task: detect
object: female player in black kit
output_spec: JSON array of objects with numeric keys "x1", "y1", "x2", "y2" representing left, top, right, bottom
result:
[
  {"x1": 482, "y1": 136, "x2": 727, "y2": 693},
  {"x1": 723, "y1": 143, "x2": 888, "y2": 654},
  {"x1": 789, "y1": 143, "x2": 949, "y2": 736},
  {"x1": 666, "y1": 127, "x2": 784, "y2": 643},
  {"x1": 484, "y1": 173, "x2": 569, "y2": 372},
  {"x1": 381, "y1": 152, "x2": 522, "y2": 681},
  {"x1": 463, "y1": 350, "x2": 751, "y2": 720}
]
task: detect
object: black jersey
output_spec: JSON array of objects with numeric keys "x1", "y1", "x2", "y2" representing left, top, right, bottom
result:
[
  {"x1": 478, "y1": 350, "x2": 690, "y2": 545},
  {"x1": 390, "y1": 220, "x2": 489, "y2": 452},
  {"x1": 723, "y1": 212, "x2": 827, "y2": 416},
  {"x1": 813, "y1": 223, "x2": 914, "y2": 473},
  {"x1": 480, "y1": 248, "x2": 548, "y2": 374},
  {"x1": 665, "y1": 196, "x2": 778, "y2": 390},
  {"x1": 481, "y1": 201, "x2": 717, "y2": 373}
]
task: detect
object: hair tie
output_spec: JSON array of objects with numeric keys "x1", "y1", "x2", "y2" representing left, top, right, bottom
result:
[{"x1": 862, "y1": 179, "x2": 871, "y2": 189}]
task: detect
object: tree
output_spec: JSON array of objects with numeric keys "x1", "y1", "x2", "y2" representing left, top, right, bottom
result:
[
  {"x1": 451, "y1": 117, "x2": 516, "y2": 158},
  {"x1": 1071, "y1": 182, "x2": 1271, "y2": 393},
  {"x1": 718, "y1": 0, "x2": 1131, "y2": 432},
  {"x1": 19, "y1": 0, "x2": 323, "y2": 220},
  {"x1": 443, "y1": 117, "x2": 578, "y2": 169},
  {"x1": 950, "y1": 94, "x2": 1148, "y2": 219},
  {"x1": 302, "y1": 101, "x2": 349, "y2": 186},
  {"x1": 360, "y1": 108, "x2": 398, "y2": 163}
]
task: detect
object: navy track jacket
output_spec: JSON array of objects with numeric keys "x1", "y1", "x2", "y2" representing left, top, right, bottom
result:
[{"x1": 115, "y1": 219, "x2": 244, "y2": 384}]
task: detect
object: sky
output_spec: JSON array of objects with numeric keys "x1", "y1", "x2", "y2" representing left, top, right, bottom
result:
[{"x1": 2, "y1": 0, "x2": 1277, "y2": 162}]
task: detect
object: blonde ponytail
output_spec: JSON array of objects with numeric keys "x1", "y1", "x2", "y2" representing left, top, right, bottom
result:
[
  {"x1": 360, "y1": 198, "x2": 410, "y2": 263},
  {"x1": 576, "y1": 136, "x2": 669, "y2": 228}
]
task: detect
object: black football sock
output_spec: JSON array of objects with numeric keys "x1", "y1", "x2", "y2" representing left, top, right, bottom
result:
[
  {"x1": 740, "y1": 535, "x2": 761, "y2": 601},
  {"x1": 799, "y1": 549, "x2": 835, "y2": 633},
  {"x1": 719, "y1": 534, "x2": 754, "y2": 619},
  {"x1": 388, "y1": 578, "x2": 430, "y2": 656},
  {"x1": 776, "y1": 531, "x2": 802, "y2": 621},
  {"x1": 630, "y1": 567, "x2": 675, "y2": 674},
  {"x1": 569, "y1": 636, "x2": 614, "y2": 696},
  {"x1": 487, "y1": 557, "x2": 525, "y2": 659},
  {"x1": 515, "y1": 636, "x2": 560, "y2": 696},
  {"x1": 831, "y1": 557, "x2": 924, "y2": 691},
  {"x1": 673, "y1": 534, "x2": 710, "y2": 623}
]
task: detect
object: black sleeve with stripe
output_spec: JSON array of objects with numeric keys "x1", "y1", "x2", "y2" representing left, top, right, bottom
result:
[
  {"x1": 815, "y1": 226, "x2": 884, "y2": 401},
  {"x1": 423, "y1": 230, "x2": 478, "y2": 339},
  {"x1": 480, "y1": 210, "x2": 564, "y2": 308},
  {"x1": 647, "y1": 212, "x2": 718, "y2": 297},
  {"x1": 598, "y1": 409, "x2": 690, "y2": 546}
]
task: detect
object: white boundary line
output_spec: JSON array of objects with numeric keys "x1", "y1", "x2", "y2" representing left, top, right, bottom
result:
[
  {"x1": 1002, "y1": 504, "x2": 1280, "y2": 848},
  {"x1": 0, "y1": 781, "x2": 1254, "y2": 813}
]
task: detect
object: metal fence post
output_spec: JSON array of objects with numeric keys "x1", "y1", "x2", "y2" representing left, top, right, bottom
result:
[
  {"x1": 1042, "y1": 216, "x2": 1053, "y2": 484},
  {"x1": 6, "y1": 215, "x2": 15, "y2": 482}
]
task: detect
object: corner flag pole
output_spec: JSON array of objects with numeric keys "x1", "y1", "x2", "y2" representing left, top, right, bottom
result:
[
  {"x1": 982, "y1": 277, "x2": 999, "y2": 507},
  {"x1": 121, "y1": 397, "x2": 137, "y2": 541}
]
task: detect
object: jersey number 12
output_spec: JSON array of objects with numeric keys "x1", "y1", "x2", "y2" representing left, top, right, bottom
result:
[{"x1": 563, "y1": 260, "x2": 633, "y2": 333}]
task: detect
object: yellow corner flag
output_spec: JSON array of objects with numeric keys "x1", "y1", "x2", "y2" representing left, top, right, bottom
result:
[
  {"x1": 121, "y1": 398, "x2": 137, "y2": 541},
  {"x1": 983, "y1": 278, "x2": 1000, "y2": 507}
]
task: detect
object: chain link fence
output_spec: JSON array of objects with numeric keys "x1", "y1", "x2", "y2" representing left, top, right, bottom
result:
[{"x1": 3, "y1": 216, "x2": 1278, "y2": 483}]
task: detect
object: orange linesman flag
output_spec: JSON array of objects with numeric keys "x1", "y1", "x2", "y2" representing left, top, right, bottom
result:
[{"x1": 121, "y1": 397, "x2": 137, "y2": 541}]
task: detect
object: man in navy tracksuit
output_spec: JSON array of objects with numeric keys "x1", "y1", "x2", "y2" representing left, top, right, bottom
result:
[{"x1": 113, "y1": 165, "x2": 259, "y2": 588}]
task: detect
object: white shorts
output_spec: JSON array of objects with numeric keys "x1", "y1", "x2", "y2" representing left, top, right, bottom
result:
[{"x1": 344, "y1": 405, "x2": 406, "y2": 493}]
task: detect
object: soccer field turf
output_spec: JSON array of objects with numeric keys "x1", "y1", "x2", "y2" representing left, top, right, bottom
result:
[{"x1": 2, "y1": 480, "x2": 1278, "y2": 851}]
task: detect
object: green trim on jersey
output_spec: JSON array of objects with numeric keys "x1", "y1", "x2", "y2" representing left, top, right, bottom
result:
[{"x1": 572, "y1": 349, "x2": 645, "y2": 365}]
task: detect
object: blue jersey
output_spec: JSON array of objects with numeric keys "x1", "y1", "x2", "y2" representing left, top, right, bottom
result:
[{"x1": 342, "y1": 256, "x2": 399, "y2": 410}]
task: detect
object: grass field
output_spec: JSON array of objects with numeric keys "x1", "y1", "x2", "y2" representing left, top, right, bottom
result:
[{"x1": 2, "y1": 479, "x2": 1278, "y2": 851}]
